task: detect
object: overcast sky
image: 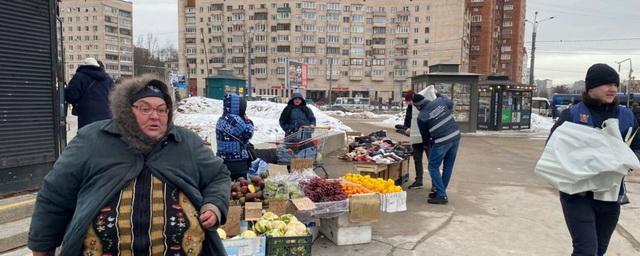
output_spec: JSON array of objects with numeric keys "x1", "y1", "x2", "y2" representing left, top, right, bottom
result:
[{"x1": 132, "y1": 0, "x2": 640, "y2": 86}]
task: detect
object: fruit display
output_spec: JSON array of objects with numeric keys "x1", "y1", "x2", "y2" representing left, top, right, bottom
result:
[
  {"x1": 252, "y1": 212, "x2": 309, "y2": 237},
  {"x1": 230, "y1": 176, "x2": 267, "y2": 206},
  {"x1": 340, "y1": 181, "x2": 372, "y2": 197},
  {"x1": 264, "y1": 179, "x2": 304, "y2": 200},
  {"x1": 300, "y1": 177, "x2": 347, "y2": 202},
  {"x1": 342, "y1": 173, "x2": 403, "y2": 194}
]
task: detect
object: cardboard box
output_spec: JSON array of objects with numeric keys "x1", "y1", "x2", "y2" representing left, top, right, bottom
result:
[
  {"x1": 268, "y1": 199, "x2": 288, "y2": 216},
  {"x1": 319, "y1": 216, "x2": 372, "y2": 246},
  {"x1": 223, "y1": 236, "x2": 266, "y2": 256},
  {"x1": 244, "y1": 202, "x2": 263, "y2": 221},
  {"x1": 380, "y1": 191, "x2": 407, "y2": 213},
  {"x1": 349, "y1": 193, "x2": 380, "y2": 223},
  {"x1": 268, "y1": 164, "x2": 289, "y2": 177},
  {"x1": 388, "y1": 159, "x2": 410, "y2": 185},
  {"x1": 222, "y1": 205, "x2": 243, "y2": 237},
  {"x1": 288, "y1": 197, "x2": 316, "y2": 213}
]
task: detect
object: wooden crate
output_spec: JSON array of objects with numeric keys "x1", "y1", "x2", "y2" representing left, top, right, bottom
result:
[{"x1": 353, "y1": 163, "x2": 388, "y2": 179}]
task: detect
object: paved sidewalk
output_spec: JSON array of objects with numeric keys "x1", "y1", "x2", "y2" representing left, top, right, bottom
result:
[{"x1": 311, "y1": 118, "x2": 640, "y2": 256}]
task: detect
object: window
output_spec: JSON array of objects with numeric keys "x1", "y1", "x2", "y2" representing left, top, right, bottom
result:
[
  {"x1": 105, "y1": 25, "x2": 117, "y2": 33},
  {"x1": 471, "y1": 45, "x2": 480, "y2": 51},
  {"x1": 303, "y1": 12, "x2": 316, "y2": 20},
  {"x1": 302, "y1": 46, "x2": 316, "y2": 53},
  {"x1": 186, "y1": 26, "x2": 196, "y2": 33},
  {"x1": 503, "y1": 21, "x2": 513, "y2": 27},
  {"x1": 351, "y1": 25, "x2": 364, "y2": 33},
  {"x1": 303, "y1": 24, "x2": 316, "y2": 31},
  {"x1": 106, "y1": 64, "x2": 119, "y2": 70},
  {"x1": 352, "y1": 15, "x2": 364, "y2": 23},
  {"x1": 119, "y1": 9, "x2": 131, "y2": 17},
  {"x1": 471, "y1": 15, "x2": 482, "y2": 22},
  {"x1": 501, "y1": 54, "x2": 511, "y2": 60},
  {"x1": 424, "y1": 27, "x2": 430, "y2": 33},
  {"x1": 327, "y1": 36, "x2": 339, "y2": 44},
  {"x1": 471, "y1": 26, "x2": 481, "y2": 32},
  {"x1": 350, "y1": 48, "x2": 364, "y2": 56},
  {"x1": 119, "y1": 28, "x2": 131, "y2": 35},
  {"x1": 504, "y1": 4, "x2": 513, "y2": 10},
  {"x1": 327, "y1": 3, "x2": 340, "y2": 10},
  {"x1": 302, "y1": 2, "x2": 316, "y2": 9},
  {"x1": 277, "y1": 46, "x2": 290, "y2": 52}
]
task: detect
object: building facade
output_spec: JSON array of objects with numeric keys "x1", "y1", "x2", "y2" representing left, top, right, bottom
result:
[
  {"x1": 59, "y1": 0, "x2": 134, "y2": 81},
  {"x1": 178, "y1": 0, "x2": 469, "y2": 102},
  {"x1": 467, "y1": 0, "x2": 525, "y2": 82}
]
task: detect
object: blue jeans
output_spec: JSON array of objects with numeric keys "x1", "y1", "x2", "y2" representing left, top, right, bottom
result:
[{"x1": 427, "y1": 139, "x2": 460, "y2": 198}]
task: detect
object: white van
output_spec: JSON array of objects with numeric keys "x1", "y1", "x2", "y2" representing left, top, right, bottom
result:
[
  {"x1": 532, "y1": 97, "x2": 551, "y2": 117},
  {"x1": 331, "y1": 97, "x2": 371, "y2": 112}
]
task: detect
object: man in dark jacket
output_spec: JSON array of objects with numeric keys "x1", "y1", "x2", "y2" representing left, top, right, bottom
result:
[
  {"x1": 414, "y1": 93, "x2": 461, "y2": 204},
  {"x1": 65, "y1": 57, "x2": 114, "y2": 129},
  {"x1": 279, "y1": 92, "x2": 316, "y2": 136},
  {"x1": 548, "y1": 63, "x2": 640, "y2": 256},
  {"x1": 217, "y1": 93, "x2": 254, "y2": 180},
  {"x1": 29, "y1": 76, "x2": 231, "y2": 255}
]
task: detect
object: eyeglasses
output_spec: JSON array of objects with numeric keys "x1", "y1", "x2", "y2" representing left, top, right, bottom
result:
[{"x1": 132, "y1": 104, "x2": 169, "y2": 116}]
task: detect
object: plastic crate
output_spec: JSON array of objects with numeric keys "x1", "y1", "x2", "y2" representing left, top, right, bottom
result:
[{"x1": 266, "y1": 234, "x2": 312, "y2": 256}]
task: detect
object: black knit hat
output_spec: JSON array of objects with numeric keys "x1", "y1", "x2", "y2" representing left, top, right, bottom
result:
[
  {"x1": 129, "y1": 84, "x2": 165, "y2": 105},
  {"x1": 585, "y1": 63, "x2": 619, "y2": 91},
  {"x1": 412, "y1": 94, "x2": 427, "y2": 107}
]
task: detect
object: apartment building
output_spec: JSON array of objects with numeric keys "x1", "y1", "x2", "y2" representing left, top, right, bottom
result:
[
  {"x1": 178, "y1": 0, "x2": 469, "y2": 102},
  {"x1": 467, "y1": 0, "x2": 525, "y2": 82},
  {"x1": 59, "y1": 0, "x2": 133, "y2": 81}
]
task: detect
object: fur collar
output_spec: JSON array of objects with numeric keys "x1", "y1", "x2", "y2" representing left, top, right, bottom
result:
[{"x1": 109, "y1": 75, "x2": 174, "y2": 154}]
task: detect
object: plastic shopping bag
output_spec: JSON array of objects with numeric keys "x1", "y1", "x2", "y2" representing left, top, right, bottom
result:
[{"x1": 534, "y1": 119, "x2": 640, "y2": 201}]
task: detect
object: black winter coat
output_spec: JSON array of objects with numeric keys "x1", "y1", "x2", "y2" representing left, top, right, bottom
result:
[{"x1": 65, "y1": 66, "x2": 114, "y2": 129}]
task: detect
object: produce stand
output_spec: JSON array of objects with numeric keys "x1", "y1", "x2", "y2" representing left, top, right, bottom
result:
[{"x1": 219, "y1": 157, "x2": 407, "y2": 255}]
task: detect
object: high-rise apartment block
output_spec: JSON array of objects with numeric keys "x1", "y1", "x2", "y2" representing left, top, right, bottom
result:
[
  {"x1": 59, "y1": 0, "x2": 134, "y2": 81},
  {"x1": 178, "y1": 0, "x2": 470, "y2": 101},
  {"x1": 467, "y1": 0, "x2": 525, "y2": 82}
]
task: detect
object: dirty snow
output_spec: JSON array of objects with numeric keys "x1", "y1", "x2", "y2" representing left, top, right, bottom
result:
[
  {"x1": 324, "y1": 110, "x2": 394, "y2": 119},
  {"x1": 174, "y1": 97, "x2": 351, "y2": 146}
]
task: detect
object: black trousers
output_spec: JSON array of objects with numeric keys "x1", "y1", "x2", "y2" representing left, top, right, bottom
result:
[
  {"x1": 412, "y1": 143, "x2": 429, "y2": 183},
  {"x1": 559, "y1": 192, "x2": 620, "y2": 256},
  {"x1": 224, "y1": 160, "x2": 249, "y2": 181}
]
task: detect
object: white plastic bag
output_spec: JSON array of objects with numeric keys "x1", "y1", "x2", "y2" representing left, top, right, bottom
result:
[{"x1": 535, "y1": 119, "x2": 640, "y2": 201}]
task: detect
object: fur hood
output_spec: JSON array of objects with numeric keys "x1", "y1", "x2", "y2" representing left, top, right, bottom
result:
[{"x1": 109, "y1": 75, "x2": 174, "y2": 154}]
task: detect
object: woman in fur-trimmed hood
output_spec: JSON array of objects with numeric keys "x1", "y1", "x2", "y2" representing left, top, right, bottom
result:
[{"x1": 29, "y1": 75, "x2": 231, "y2": 255}]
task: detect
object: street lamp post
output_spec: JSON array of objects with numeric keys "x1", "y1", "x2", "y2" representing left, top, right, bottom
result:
[
  {"x1": 616, "y1": 58, "x2": 633, "y2": 107},
  {"x1": 526, "y1": 11, "x2": 554, "y2": 96}
]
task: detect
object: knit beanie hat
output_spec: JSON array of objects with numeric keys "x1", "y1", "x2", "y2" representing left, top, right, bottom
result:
[
  {"x1": 585, "y1": 63, "x2": 619, "y2": 91},
  {"x1": 129, "y1": 84, "x2": 165, "y2": 105},
  {"x1": 412, "y1": 94, "x2": 427, "y2": 107}
]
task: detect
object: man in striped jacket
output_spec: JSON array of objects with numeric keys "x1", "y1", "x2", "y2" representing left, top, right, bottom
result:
[{"x1": 414, "y1": 93, "x2": 461, "y2": 204}]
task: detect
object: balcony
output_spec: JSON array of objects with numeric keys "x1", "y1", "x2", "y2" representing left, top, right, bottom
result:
[
  {"x1": 395, "y1": 32, "x2": 409, "y2": 38},
  {"x1": 394, "y1": 54, "x2": 409, "y2": 59},
  {"x1": 372, "y1": 75, "x2": 385, "y2": 81},
  {"x1": 350, "y1": 75, "x2": 363, "y2": 81}
]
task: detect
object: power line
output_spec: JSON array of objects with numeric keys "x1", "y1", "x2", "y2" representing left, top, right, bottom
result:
[
  {"x1": 527, "y1": 37, "x2": 640, "y2": 44},
  {"x1": 536, "y1": 51, "x2": 640, "y2": 56}
]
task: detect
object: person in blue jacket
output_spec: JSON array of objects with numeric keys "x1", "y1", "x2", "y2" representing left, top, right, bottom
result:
[
  {"x1": 548, "y1": 63, "x2": 640, "y2": 256},
  {"x1": 65, "y1": 57, "x2": 114, "y2": 129},
  {"x1": 279, "y1": 92, "x2": 316, "y2": 137},
  {"x1": 216, "y1": 93, "x2": 254, "y2": 180},
  {"x1": 414, "y1": 92, "x2": 461, "y2": 204}
]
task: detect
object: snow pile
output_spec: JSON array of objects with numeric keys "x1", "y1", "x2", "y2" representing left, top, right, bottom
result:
[
  {"x1": 325, "y1": 111, "x2": 394, "y2": 119},
  {"x1": 174, "y1": 97, "x2": 352, "y2": 146},
  {"x1": 530, "y1": 113, "x2": 554, "y2": 131},
  {"x1": 382, "y1": 111, "x2": 406, "y2": 125}
]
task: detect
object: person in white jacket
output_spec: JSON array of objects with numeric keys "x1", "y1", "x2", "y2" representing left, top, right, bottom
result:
[{"x1": 404, "y1": 86, "x2": 437, "y2": 190}]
